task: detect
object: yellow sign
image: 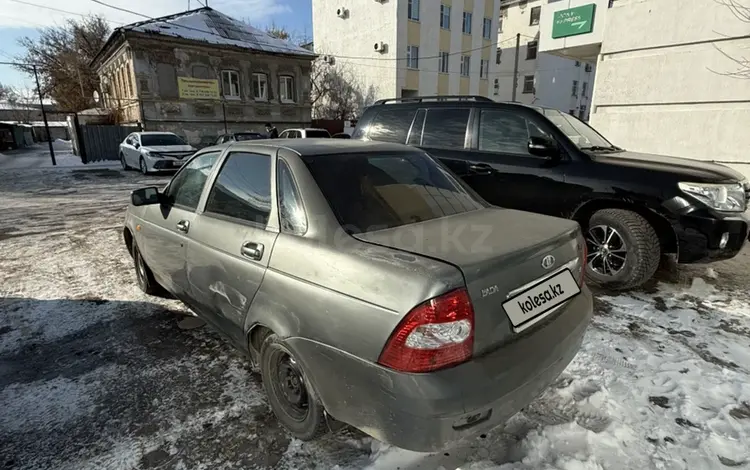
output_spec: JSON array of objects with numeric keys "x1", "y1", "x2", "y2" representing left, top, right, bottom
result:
[{"x1": 178, "y1": 77, "x2": 220, "y2": 100}]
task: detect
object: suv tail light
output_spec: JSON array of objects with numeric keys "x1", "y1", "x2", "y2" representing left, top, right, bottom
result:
[
  {"x1": 377, "y1": 289, "x2": 474, "y2": 373},
  {"x1": 576, "y1": 233, "x2": 587, "y2": 286}
]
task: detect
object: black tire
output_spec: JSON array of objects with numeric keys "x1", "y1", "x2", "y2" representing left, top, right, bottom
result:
[
  {"x1": 585, "y1": 209, "x2": 660, "y2": 290},
  {"x1": 139, "y1": 157, "x2": 149, "y2": 175},
  {"x1": 259, "y1": 334, "x2": 329, "y2": 441},
  {"x1": 120, "y1": 153, "x2": 130, "y2": 170},
  {"x1": 132, "y1": 243, "x2": 162, "y2": 296}
]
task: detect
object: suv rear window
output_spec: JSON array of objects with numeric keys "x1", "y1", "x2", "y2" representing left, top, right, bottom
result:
[
  {"x1": 367, "y1": 108, "x2": 417, "y2": 144},
  {"x1": 303, "y1": 151, "x2": 484, "y2": 234}
]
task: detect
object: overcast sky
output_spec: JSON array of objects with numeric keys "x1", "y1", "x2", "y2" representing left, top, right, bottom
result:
[{"x1": 0, "y1": 0, "x2": 312, "y2": 89}]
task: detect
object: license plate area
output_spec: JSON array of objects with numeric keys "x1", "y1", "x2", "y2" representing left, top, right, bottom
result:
[{"x1": 502, "y1": 269, "x2": 580, "y2": 329}]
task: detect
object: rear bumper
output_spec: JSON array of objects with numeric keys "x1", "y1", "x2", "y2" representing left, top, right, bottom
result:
[
  {"x1": 673, "y1": 210, "x2": 749, "y2": 263},
  {"x1": 287, "y1": 286, "x2": 593, "y2": 452}
]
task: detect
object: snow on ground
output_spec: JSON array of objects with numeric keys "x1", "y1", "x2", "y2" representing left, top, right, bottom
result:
[{"x1": 1, "y1": 166, "x2": 749, "y2": 469}]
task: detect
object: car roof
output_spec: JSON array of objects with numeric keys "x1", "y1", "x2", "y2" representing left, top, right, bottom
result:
[
  {"x1": 136, "y1": 131, "x2": 178, "y2": 135},
  {"x1": 282, "y1": 128, "x2": 328, "y2": 132},
  {"x1": 228, "y1": 139, "x2": 416, "y2": 156},
  {"x1": 365, "y1": 97, "x2": 549, "y2": 113}
]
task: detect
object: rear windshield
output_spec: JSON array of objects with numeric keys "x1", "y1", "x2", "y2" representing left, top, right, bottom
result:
[
  {"x1": 141, "y1": 134, "x2": 186, "y2": 146},
  {"x1": 305, "y1": 130, "x2": 330, "y2": 138},
  {"x1": 303, "y1": 152, "x2": 485, "y2": 234},
  {"x1": 235, "y1": 133, "x2": 265, "y2": 141}
]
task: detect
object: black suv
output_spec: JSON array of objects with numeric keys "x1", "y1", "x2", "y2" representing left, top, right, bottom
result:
[{"x1": 354, "y1": 95, "x2": 750, "y2": 289}]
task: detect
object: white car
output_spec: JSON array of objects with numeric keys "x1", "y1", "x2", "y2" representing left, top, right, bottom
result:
[
  {"x1": 119, "y1": 132, "x2": 196, "y2": 174},
  {"x1": 277, "y1": 128, "x2": 331, "y2": 139}
]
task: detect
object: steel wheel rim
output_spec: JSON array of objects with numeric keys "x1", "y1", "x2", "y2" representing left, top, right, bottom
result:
[
  {"x1": 271, "y1": 354, "x2": 309, "y2": 422},
  {"x1": 586, "y1": 225, "x2": 627, "y2": 276}
]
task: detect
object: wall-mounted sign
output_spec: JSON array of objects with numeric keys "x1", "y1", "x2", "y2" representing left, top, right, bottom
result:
[
  {"x1": 552, "y1": 4, "x2": 596, "y2": 39},
  {"x1": 177, "y1": 77, "x2": 220, "y2": 100}
]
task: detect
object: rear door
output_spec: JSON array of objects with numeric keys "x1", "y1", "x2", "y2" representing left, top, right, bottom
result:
[
  {"x1": 139, "y1": 150, "x2": 221, "y2": 296},
  {"x1": 187, "y1": 149, "x2": 279, "y2": 344}
]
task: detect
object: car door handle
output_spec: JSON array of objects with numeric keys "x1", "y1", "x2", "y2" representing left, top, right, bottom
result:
[
  {"x1": 468, "y1": 163, "x2": 493, "y2": 174},
  {"x1": 176, "y1": 220, "x2": 190, "y2": 233},
  {"x1": 241, "y1": 242, "x2": 264, "y2": 261}
]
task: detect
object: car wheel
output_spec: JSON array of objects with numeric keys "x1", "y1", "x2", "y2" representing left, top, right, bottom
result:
[
  {"x1": 120, "y1": 152, "x2": 130, "y2": 170},
  {"x1": 260, "y1": 334, "x2": 329, "y2": 441},
  {"x1": 585, "y1": 209, "x2": 660, "y2": 290},
  {"x1": 132, "y1": 243, "x2": 162, "y2": 295},
  {"x1": 139, "y1": 157, "x2": 149, "y2": 175}
]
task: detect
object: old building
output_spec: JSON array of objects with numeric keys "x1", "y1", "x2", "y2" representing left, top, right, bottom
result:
[{"x1": 91, "y1": 7, "x2": 316, "y2": 145}]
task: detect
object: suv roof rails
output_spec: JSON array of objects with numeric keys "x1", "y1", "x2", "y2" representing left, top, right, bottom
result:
[{"x1": 372, "y1": 95, "x2": 494, "y2": 105}]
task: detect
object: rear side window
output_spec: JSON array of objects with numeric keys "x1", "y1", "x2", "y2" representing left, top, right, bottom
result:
[
  {"x1": 205, "y1": 152, "x2": 272, "y2": 226},
  {"x1": 277, "y1": 160, "x2": 307, "y2": 234},
  {"x1": 478, "y1": 109, "x2": 551, "y2": 155},
  {"x1": 367, "y1": 108, "x2": 417, "y2": 144},
  {"x1": 303, "y1": 151, "x2": 484, "y2": 234},
  {"x1": 422, "y1": 108, "x2": 470, "y2": 149}
]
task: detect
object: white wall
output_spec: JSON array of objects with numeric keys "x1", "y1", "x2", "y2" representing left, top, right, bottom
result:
[
  {"x1": 312, "y1": 0, "x2": 399, "y2": 101},
  {"x1": 539, "y1": 0, "x2": 610, "y2": 60},
  {"x1": 589, "y1": 0, "x2": 750, "y2": 179}
]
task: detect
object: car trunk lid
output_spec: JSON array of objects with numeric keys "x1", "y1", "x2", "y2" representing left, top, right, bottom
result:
[{"x1": 355, "y1": 207, "x2": 583, "y2": 355}]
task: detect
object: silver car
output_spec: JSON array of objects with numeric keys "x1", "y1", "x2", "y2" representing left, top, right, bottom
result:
[
  {"x1": 123, "y1": 140, "x2": 593, "y2": 451},
  {"x1": 120, "y1": 131, "x2": 196, "y2": 174}
]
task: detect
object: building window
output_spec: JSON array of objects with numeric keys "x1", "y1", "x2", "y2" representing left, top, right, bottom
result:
[
  {"x1": 480, "y1": 59, "x2": 489, "y2": 79},
  {"x1": 585, "y1": 63, "x2": 592, "y2": 72},
  {"x1": 582, "y1": 81, "x2": 588, "y2": 97},
  {"x1": 529, "y1": 6, "x2": 541, "y2": 26},
  {"x1": 579, "y1": 104, "x2": 587, "y2": 119},
  {"x1": 522, "y1": 75, "x2": 534, "y2": 94},
  {"x1": 493, "y1": 78, "x2": 499, "y2": 95},
  {"x1": 460, "y1": 55, "x2": 471, "y2": 77},
  {"x1": 463, "y1": 11, "x2": 473, "y2": 34},
  {"x1": 440, "y1": 4, "x2": 451, "y2": 29},
  {"x1": 569, "y1": 109, "x2": 576, "y2": 115},
  {"x1": 496, "y1": 48, "x2": 502, "y2": 64},
  {"x1": 526, "y1": 41, "x2": 538, "y2": 60},
  {"x1": 572, "y1": 80, "x2": 578, "y2": 97},
  {"x1": 483, "y1": 18, "x2": 492, "y2": 39},
  {"x1": 439, "y1": 51, "x2": 449, "y2": 73},
  {"x1": 280, "y1": 75, "x2": 295, "y2": 102},
  {"x1": 252, "y1": 73, "x2": 268, "y2": 100},
  {"x1": 221, "y1": 70, "x2": 240, "y2": 99},
  {"x1": 408, "y1": 0, "x2": 420, "y2": 21},
  {"x1": 575, "y1": 60, "x2": 581, "y2": 67},
  {"x1": 499, "y1": 14, "x2": 503, "y2": 33},
  {"x1": 407, "y1": 45, "x2": 419, "y2": 69}
]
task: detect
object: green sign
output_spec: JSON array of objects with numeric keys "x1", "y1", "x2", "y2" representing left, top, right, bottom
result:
[{"x1": 552, "y1": 4, "x2": 596, "y2": 39}]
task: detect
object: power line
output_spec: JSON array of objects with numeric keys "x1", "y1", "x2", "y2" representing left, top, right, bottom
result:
[
  {"x1": 90, "y1": 0, "x2": 149, "y2": 19},
  {"x1": 4, "y1": 0, "x2": 126, "y2": 25}
]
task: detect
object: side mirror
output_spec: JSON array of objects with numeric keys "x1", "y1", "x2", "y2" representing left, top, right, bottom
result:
[
  {"x1": 528, "y1": 136, "x2": 559, "y2": 159},
  {"x1": 134, "y1": 142, "x2": 140, "y2": 149},
  {"x1": 131, "y1": 187, "x2": 161, "y2": 206}
]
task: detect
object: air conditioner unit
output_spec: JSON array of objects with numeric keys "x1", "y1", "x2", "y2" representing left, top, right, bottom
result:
[
  {"x1": 322, "y1": 55, "x2": 336, "y2": 65},
  {"x1": 336, "y1": 7, "x2": 349, "y2": 18},
  {"x1": 373, "y1": 41, "x2": 387, "y2": 53}
]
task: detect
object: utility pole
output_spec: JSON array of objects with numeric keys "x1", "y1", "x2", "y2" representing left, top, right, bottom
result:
[
  {"x1": 511, "y1": 33, "x2": 520, "y2": 102},
  {"x1": 33, "y1": 65, "x2": 56, "y2": 166}
]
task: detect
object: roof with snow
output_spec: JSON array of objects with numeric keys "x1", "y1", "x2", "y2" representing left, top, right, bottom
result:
[{"x1": 93, "y1": 7, "x2": 314, "y2": 67}]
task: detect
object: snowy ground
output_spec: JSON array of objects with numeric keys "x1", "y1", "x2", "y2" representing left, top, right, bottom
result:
[{"x1": 1, "y1": 166, "x2": 749, "y2": 470}]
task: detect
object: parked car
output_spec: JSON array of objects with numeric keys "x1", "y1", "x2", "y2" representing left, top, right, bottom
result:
[
  {"x1": 354, "y1": 95, "x2": 750, "y2": 290},
  {"x1": 120, "y1": 132, "x2": 196, "y2": 174},
  {"x1": 214, "y1": 132, "x2": 267, "y2": 144},
  {"x1": 277, "y1": 128, "x2": 331, "y2": 138},
  {"x1": 123, "y1": 140, "x2": 593, "y2": 452}
]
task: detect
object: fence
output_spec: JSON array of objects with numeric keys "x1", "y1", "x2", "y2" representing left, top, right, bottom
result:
[{"x1": 78, "y1": 124, "x2": 139, "y2": 163}]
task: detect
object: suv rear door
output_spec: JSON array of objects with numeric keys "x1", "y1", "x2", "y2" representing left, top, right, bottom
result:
[{"x1": 186, "y1": 148, "x2": 279, "y2": 345}]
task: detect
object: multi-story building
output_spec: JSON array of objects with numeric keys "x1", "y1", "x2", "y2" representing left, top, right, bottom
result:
[
  {"x1": 493, "y1": 0, "x2": 596, "y2": 120},
  {"x1": 312, "y1": 0, "x2": 501, "y2": 102}
]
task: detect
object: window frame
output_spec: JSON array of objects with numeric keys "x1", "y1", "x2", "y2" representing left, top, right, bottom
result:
[
  {"x1": 480, "y1": 59, "x2": 489, "y2": 79},
  {"x1": 493, "y1": 78, "x2": 500, "y2": 95},
  {"x1": 572, "y1": 80, "x2": 579, "y2": 97},
  {"x1": 202, "y1": 151, "x2": 274, "y2": 229},
  {"x1": 496, "y1": 47, "x2": 502, "y2": 65},
  {"x1": 407, "y1": 45, "x2": 420, "y2": 69},
  {"x1": 462, "y1": 11, "x2": 473, "y2": 34},
  {"x1": 408, "y1": 0, "x2": 420, "y2": 21},
  {"x1": 279, "y1": 75, "x2": 295, "y2": 103},
  {"x1": 440, "y1": 4, "x2": 451, "y2": 29},
  {"x1": 221, "y1": 69, "x2": 241, "y2": 100},
  {"x1": 438, "y1": 51, "x2": 450, "y2": 74},
  {"x1": 526, "y1": 41, "x2": 538, "y2": 60},
  {"x1": 529, "y1": 6, "x2": 541, "y2": 26},
  {"x1": 164, "y1": 149, "x2": 223, "y2": 212},
  {"x1": 581, "y1": 81, "x2": 588, "y2": 97},
  {"x1": 522, "y1": 75, "x2": 535, "y2": 94},
  {"x1": 475, "y1": 108, "x2": 555, "y2": 159},
  {"x1": 460, "y1": 55, "x2": 471, "y2": 77},
  {"x1": 252, "y1": 72, "x2": 268, "y2": 101},
  {"x1": 482, "y1": 17, "x2": 492, "y2": 39},
  {"x1": 421, "y1": 107, "x2": 471, "y2": 150},
  {"x1": 277, "y1": 158, "x2": 308, "y2": 235}
]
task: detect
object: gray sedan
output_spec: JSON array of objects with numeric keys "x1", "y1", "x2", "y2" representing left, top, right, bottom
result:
[{"x1": 123, "y1": 140, "x2": 593, "y2": 451}]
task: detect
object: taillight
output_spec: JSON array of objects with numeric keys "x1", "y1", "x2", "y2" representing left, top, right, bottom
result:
[
  {"x1": 377, "y1": 288, "x2": 474, "y2": 373},
  {"x1": 576, "y1": 233, "x2": 587, "y2": 286}
]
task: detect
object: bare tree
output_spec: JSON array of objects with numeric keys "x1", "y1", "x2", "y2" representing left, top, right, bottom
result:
[
  {"x1": 15, "y1": 15, "x2": 110, "y2": 111},
  {"x1": 310, "y1": 56, "x2": 374, "y2": 120},
  {"x1": 712, "y1": 0, "x2": 750, "y2": 78},
  {"x1": 6, "y1": 88, "x2": 38, "y2": 123}
]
